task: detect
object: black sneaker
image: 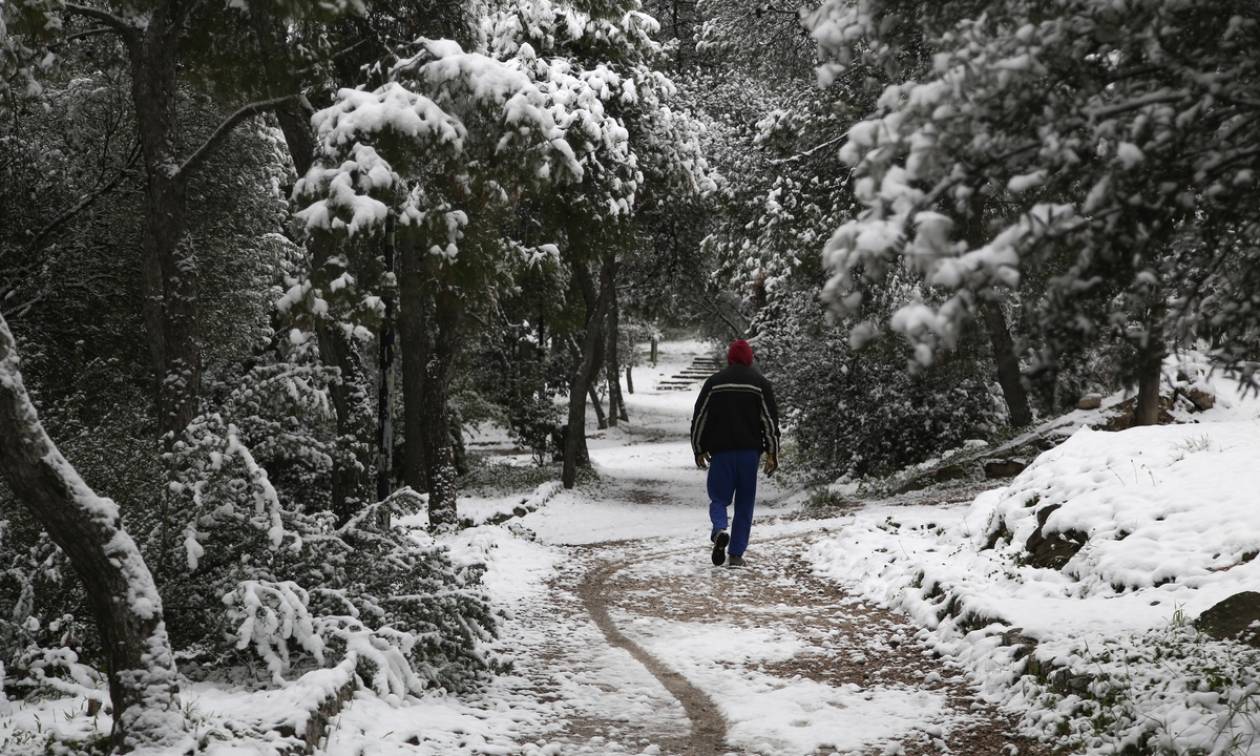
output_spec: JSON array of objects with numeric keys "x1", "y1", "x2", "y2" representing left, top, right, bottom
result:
[
  {"x1": 711, "y1": 531, "x2": 730, "y2": 566},
  {"x1": 728, "y1": 553, "x2": 745, "y2": 568}
]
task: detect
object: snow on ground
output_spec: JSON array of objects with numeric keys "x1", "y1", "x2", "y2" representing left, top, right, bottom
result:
[
  {"x1": 7, "y1": 336, "x2": 1063, "y2": 755},
  {"x1": 617, "y1": 612, "x2": 952, "y2": 754},
  {"x1": 808, "y1": 371, "x2": 1260, "y2": 754},
  {"x1": 524, "y1": 338, "x2": 791, "y2": 545},
  {"x1": 325, "y1": 523, "x2": 688, "y2": 755},
  {"x1": 322, "y1": 337, "x2": 745, "y2": 753}
]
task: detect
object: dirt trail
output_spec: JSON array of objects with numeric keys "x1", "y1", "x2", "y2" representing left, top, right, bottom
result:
[
  {"x1": 576, "y1": 529, "x2": 1053, "y2": 756},
  {"x1": 580, "y1": 551, "x2": 729, "y2": 756}
]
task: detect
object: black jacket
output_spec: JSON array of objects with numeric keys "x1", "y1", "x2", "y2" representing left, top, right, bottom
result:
[{"x1": 690, "y1": 363, "x2": 781, "y2": 456}]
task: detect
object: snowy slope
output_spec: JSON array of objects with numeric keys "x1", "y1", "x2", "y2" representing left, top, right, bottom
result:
[{"x1": 809, "y1": 381, "x2": 1260, "y2": 754}]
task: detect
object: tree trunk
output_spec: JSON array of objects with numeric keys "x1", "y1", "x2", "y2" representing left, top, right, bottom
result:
[
  {"x1": 589, "y1": 384, "x2": 607, "y2": 430},
  {"x1": 625, "y1": 365, "x2": 634, "y2": 394},
  {"x1": 962, "y1": 197, "x2": 1032, "y2": 429},
  {"x1": 397, "y1": 241, "x2": 462, "y2": 530},
  {"x1": 979, "y1": 299, "x2": 1033, "y2": 427},
  {"x1": 376, "y1": 223, "x2": 399, "y2": 503},
  {"x1": 1134, "y1": 314, "x2": 1166, "y2": 427},
  {"x1": 420, "y1": 313, "x2": 460, "y2": 532},
  {"x1": 314, "y1": 254, "x2": 370, "y2": 522},
  {"x1": 605, "y1": 280, "x2": 628, "y2": 424},
  {"x1": 562, "y1": 257, "x2": 614, "y2": 489},
  {"x1": 131, "y1": 18, "x2": 201, "y2": 438},
  {"x1": 398, "y1": 235, "x2": 425, "y2": 496},
  {"x1": 0, "y1": 315, "x2": 187, "y2": 751}
]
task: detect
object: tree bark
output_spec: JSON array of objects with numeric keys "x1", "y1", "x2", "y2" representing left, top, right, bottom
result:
[
  {"x1": 1134, "y1": 312, "x2": 1166, "y2": 426},
  {"x1": 0, "y1": 315, "x2": 187, "y2": 751},
  {"x1": 605, "y1": 284, "x2": 628, "y2": 423},
  {"x1": 963, "y1": 197, "x2": 1033, "y2": 429},
  {"x1": 398, "y1": 236, "x2": 425, "y2": 496},
  {"x1": 130, "y1": 9, "x2": 201, "y2": 438},
  {"x1": 420, "y1": 311, "x2": 460, "y2": 532},
  {"x1": 397, "y1": 241, "x2": 461, "y2": 530},
  {"x1": 375, "y1": 222, "x2": 399, "y2": 504},
  {"x1": 562, "y1": 256, "x2": 614, "y2": 489},
  {"x1": 979, "y1": 298, "x2": 1033, "y2": 427},
  {"x1": 625, "y1": 365, "x2": 634, "y2": 394},
  {"x1": 588, "y1": 384, "x2": 607, "y2": 430}
]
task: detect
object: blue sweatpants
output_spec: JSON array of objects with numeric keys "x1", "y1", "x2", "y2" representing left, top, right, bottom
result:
[{"x1": 707, "y1": 449, "x2": 760, "y2": 556}]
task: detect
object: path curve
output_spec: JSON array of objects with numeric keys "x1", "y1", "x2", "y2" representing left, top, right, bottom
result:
[
  {"x1": 576, "y1": 530, "x2": 814, "y2": 755},
  {"x1": 579, "y1": 548, "x2": 729, "y2": 756},
  {"x1": 574, "y1": 527, "x2": 1053, "y2": 756}
]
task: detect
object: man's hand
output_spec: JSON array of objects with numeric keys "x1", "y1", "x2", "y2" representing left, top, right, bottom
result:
[
  {"x1": 695, "y1": 452, "x2": 711, "y2": 469},
  {"x1": 763, "y1": 452, "x2": 779, "y2": 476}
]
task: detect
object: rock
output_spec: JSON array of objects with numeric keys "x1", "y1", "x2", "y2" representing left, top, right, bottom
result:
[
  {"x1": 1195, "y1": 591, "x2": 1260, "y2": 647},
  {"x1": 1077, "y1": 393, "x2": 1103, "y2": 410},
  {"x1": 1186, "y1": 386, "x2": 1216, "y2": 412},
  {"x1": 984, "y1": 459, "x2": 1026, "y2": 479},
  {"x1": 1024, "y1": 503, "x2": 1088, "y2": 569},
  {"x1": 981, "y1": 516, "x2": 1012, "y2": 550},
  {"x1": 999, "y1": 627, "x2": 1038, "y2": 661}
]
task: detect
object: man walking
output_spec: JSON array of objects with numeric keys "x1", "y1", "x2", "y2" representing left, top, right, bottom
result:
[{"x1": 690, "y1": 339, "x2": 781, "y2": 567}]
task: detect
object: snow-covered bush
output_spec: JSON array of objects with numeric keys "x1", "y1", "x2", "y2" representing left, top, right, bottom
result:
[
  {"x1": 0, "y1": 521, "x2": 102, "y2": 705},
  {"x1": 160, "y1": 410, "x2": 498, "y2": 693}
]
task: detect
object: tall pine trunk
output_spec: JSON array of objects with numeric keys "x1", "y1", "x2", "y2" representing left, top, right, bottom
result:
[
  {"x1": 398, "y1": 243, "x2": 462, "y2": 530},
  {"x1": 605, "y1": 282, "x2": 628, "y2": 423},
  {"x1": 964, "y1": 198, "x2": 1032, "y2": 428},
  {"x1": 979, "y1": 299, "x2": 1033, "y2": 427},
  {"x1": 0, "y1": 315, "x2": 187, "y2": 751},
  {"x1": 398, "y1": 236, "x2": 426, "y2": 496},
  {"x1": 562, "y1": 256, "x2": 614, "y2": 488},
  {"x1": 420, "y1": 318, "x2": 460, "y2": 531},
  {"x1": 1134, "y1": 309, "x2": 1166, "y2": 426},
  {"x1": 376, "y1": 222, "x2": 399, "y2": 502},
  {"x1": 131, "y1": 16, "x2": 201, "y2": 438}
]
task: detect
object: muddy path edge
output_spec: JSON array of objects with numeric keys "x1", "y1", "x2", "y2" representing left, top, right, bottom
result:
[
  {"x1": 574, "y1": 525, "x2": 823, "y2": 756},
  {"x1": 578, "y1": 549, "x2": 730, "y2": 756}
]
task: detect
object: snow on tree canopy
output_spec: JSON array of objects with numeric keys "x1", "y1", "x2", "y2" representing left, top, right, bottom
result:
[
  {"x1": 295, "y1": 144, "x2": 406, "y2": 237},
  {"x1": 314, "y1": 84, "x2": 465, "y2": 154},
  {"x1": 805, "y1": 0, "x2": 1260, "y2": 372},
  {"x1": 296, "y1": 35, "x2": 649, "y2": 241}
]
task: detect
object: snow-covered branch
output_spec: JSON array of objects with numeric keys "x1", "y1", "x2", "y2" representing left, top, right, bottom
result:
[
  {"x1": 62, "y1": 3, "x2": 139, "y2": 43},
  {"x1": 0, "y1": 313, "x2": 189, "y2": 750},
  {"x1": 177, "y1": 94, "x2": 303, "y2": 180}
]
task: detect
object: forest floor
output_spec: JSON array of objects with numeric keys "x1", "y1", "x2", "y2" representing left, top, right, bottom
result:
[{"x1": 323, "y1": 340, "x2": 1055, "y2": 755}]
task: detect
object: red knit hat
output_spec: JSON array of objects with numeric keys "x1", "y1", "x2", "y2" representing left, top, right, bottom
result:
[{"x1": 727, "y1": 339, "x2": 754, "y2": 366}]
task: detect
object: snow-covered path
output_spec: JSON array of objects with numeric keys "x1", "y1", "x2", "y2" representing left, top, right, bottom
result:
[{"x1": 326, "y1": 341, "x2": 1041, "y2": 755}]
